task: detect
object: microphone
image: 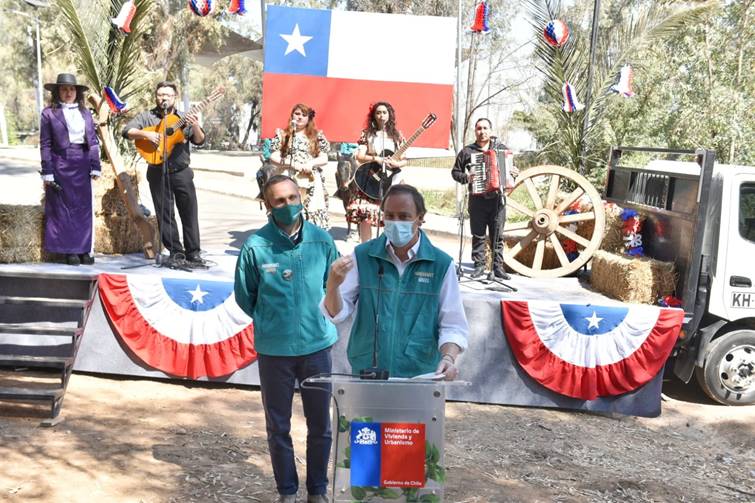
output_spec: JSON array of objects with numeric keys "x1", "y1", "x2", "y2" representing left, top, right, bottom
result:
[
  {"x1": 360, "y1": 262, "x2": 389, "y2": 380},
  {"x1": 160, "y1": 100, "x2": 169, "y2": 110}
]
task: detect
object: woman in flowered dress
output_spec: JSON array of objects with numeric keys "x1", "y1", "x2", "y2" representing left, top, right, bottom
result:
[
  {"x1": 269, "y1": 103, "x2": 331, "y2": 229},
  {"x1": 347, "y1": 102, "x2": 407, "y2": 242}
]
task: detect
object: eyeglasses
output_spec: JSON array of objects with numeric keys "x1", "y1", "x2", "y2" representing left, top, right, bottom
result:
[{"x1": 156, "y1": 93, "x2": 176, "y2": 98}]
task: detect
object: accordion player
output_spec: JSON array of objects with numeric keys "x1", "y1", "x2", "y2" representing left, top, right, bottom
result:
[{"x1": 468, "y1": 141, "x2": 514, "y2": 196}]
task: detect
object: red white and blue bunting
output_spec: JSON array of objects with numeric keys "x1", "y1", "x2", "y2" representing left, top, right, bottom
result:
[
  {"x1": 501, "y1": 300, "x2": 683, "y2": 400},
  {"x1": 98, "y1": 273, "x2": 256, "y2": 379}
]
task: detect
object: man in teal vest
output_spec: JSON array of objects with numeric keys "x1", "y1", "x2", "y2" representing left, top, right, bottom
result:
[
  {"x1": 322, "y1": 184, "x2": 468, "y2": 379},
  {"x1": 234, "y1": 175, "x2": 337, "y2": 503}
]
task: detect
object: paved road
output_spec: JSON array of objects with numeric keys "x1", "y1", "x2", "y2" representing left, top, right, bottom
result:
[{"x1": 0, "y1": 148, "x2": 467, "y2": 261}]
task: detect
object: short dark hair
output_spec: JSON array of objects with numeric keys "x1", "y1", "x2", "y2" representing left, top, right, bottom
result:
[
  {"x1": 475, "y1": 117, "x2": 493, "y2": 129},
  {"x1": 475, "y1": 117, "x2": 492, "y2": 128},
  {"x1": 154, "y1": 81, "x2": 178, "y2": 94},
  {"x1": 263, "y1": 174, "x2": 298, "y2": 200},
  {"x1": 380, "y1": 184, "x2": 426, "y2": 216}
]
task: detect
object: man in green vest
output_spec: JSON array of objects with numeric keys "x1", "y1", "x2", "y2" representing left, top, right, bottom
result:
[
  {"x1": 322, "y1": 184, "x2": 468, "y2": 379},
  {"x1": 234, "y1": 175, "x2": 337, "y2": 503}
]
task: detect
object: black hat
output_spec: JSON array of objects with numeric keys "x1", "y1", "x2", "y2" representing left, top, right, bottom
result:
[{"x1": 44, "y1": 73, "x2": 89, "y2": 93}]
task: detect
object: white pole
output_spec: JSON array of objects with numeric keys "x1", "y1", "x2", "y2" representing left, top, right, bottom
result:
[
  {"x1": 35, "y1": 15, "x2": 43, "y2": 125},
  {"x1": 455, "y1": 0, "x2": 464, "y2": 212}
]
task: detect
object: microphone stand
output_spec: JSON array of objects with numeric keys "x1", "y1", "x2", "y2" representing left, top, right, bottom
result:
[{"x1": 360, "y1": 262, "x2": 389, "y2": 380}]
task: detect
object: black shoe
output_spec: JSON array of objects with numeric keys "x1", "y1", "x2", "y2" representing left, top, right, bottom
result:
[
  {"x1": 470, "y1": 266, "x2": 485, "y2": 279},
  {"x1": 65, "y1": 254, "x2": 80, "y2": 266},
  {"x1": 186, "y1": 251, "x2": 209, "y2": 268},
  {"x1": 494, "y1": 270, "x2": 511, "y2": 280},
  {"x1": 79, "y1": 254, "x2": 95, "y2": 265}
]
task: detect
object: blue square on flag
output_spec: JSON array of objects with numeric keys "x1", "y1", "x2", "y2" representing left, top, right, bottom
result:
[
  {"x1": 264, "y1": 5, "x2": 330, "y2": 77},
  {"x1": 349, "y1": 422, "x2": 381, "y2": 487}
]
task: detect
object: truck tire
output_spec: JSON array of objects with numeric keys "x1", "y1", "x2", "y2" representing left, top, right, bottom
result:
[{"x1": 695, "y1": 330, "x2": 755, "y2": 405}]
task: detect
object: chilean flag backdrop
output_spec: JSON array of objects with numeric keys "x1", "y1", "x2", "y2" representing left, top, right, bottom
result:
[
  {"x1": 502, "y1": 300, "x2": 683, "y2": 400},
  {"x1": 98, "y1": 273, "x2": 256, "y2": 379},
  {"x1": 261, "y1": 6, "x2": 455, "y2": 148}
]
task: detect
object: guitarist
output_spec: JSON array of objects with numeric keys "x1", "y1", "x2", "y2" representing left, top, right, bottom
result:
[
  {"x1": 347, "y1": 102, "x2": 408, "y2": 243},
  {"x1": 122, "y1": 81, "x2": 206, "y2": 266}
]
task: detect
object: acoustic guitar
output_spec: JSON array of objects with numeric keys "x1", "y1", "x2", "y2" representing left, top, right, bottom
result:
[
  {"x1": 353, "y1": 113, "x2": 437, "y2": 200},
  {"x1": 135, "y1": 86, "x2": 224, "y2": 165}
]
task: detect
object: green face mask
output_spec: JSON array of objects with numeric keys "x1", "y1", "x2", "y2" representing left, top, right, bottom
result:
[{"x1": 270, "y1": 203, "x2": 303, "y2": 226}]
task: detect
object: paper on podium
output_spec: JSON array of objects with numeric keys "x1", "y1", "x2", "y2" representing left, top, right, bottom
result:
[{"x1": 411, "y1": 371, "x2": 447, "y2": 380}]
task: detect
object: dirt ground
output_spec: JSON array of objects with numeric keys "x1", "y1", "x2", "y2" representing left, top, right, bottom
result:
[{"x1": 0, "y1": 374, "x2": 752, "y2": 503}]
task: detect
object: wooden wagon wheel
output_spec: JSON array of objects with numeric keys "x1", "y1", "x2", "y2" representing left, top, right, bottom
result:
[{"x1": 503, "y1": 165, "x2": 605, "y2": 278}]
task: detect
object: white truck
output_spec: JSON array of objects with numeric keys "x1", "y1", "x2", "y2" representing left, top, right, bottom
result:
[{"x1": 605, "y1": 146, "x2": 755, "y2": 405}]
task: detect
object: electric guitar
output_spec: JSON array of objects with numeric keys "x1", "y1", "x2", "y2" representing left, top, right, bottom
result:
[
  {"x1": 353, "y1": 113, "x2": 437, "y2": 200},
  {"x1": 135, "y1": 86, "x2": 224, "y2": 165}
]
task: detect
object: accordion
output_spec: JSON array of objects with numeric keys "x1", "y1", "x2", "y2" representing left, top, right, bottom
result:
[{"x1": 469, "y1": 148, "x2": 512, "y2": 195}]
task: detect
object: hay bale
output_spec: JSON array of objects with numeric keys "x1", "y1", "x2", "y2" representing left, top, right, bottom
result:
[
  {"x1": 600, "y1": 204, "x2": 628, "y2": 253},
  {"x1": 95, "y1": 214, "x2": 157, "y2": 255},
  {"x1": 0, "y1": 204, "x2": 47, "y2": 263},
  {"x1": 590, "y1": 249, "x2": 677, "y2": 304},
  {"x1": 94, "y1": 163, "x2": 141, "y2": 217}
]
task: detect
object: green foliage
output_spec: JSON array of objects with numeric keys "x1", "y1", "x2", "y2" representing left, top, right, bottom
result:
[{"x1": 520, "y1": 0, "x2": 721, "y2": 184}]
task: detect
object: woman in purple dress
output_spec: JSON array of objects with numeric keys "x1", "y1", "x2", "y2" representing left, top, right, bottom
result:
[{"x1": 39, "y1": 74, "x2": 101, "y2": 266}]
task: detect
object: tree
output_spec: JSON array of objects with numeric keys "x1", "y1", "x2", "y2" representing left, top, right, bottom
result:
[{"x1": 520, "y1": 0, "x2": 718, "y2": 185}]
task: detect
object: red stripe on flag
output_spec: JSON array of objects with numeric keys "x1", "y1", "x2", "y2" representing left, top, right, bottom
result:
[{"x1": 262, "y1": 73, "x2": 453, "y2": 148}]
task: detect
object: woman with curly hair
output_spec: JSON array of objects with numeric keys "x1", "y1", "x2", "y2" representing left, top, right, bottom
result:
[
  {"x1": 270, "y1": 103, "x2": 331, "y2": 230},
  {"x1": 347, "y1": 102, "x2": 407, "y2": 242}
]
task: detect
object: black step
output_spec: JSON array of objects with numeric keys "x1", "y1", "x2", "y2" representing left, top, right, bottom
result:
[
  {"x1": 0, "y1": 296, "x2": 88, "y2": 308},
  {"x1": 0, "y1": 323, "x2": 80, "y2": 337},
  {"x1": 0, "y1": 271, "x2": 95, "y2": 299},
  {"x1": 0, "y1": 386, "x2": 63, "y2": 401},
  {"x1": 0, "y1": 355, "x2": 72, "y2": 369}
]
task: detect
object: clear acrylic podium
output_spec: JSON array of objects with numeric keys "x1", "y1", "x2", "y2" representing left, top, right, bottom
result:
[{"x1": 306, "y1": 376, "x2": 464, "y2": 503}]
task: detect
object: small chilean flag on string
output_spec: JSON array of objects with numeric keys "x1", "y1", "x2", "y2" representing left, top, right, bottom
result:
[
  {"x1": 103, "y1": 86, "x2": 127, "y2": 114},
  {"x1": 111, "y1": 0, "x2": 136, "y2": 33},
  {"x1": 228, "y1": 0, "x2": 246, "y2": 15},
  {"x1": 261, "y1": 6, "x2": 455, "y2": 148}
]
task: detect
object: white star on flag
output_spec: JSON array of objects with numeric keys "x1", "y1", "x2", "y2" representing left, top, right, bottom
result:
[
  {"x1": 188, "y1": 285, "x2": 209, "y2": 304},
  {"x1": 280, "y1": 24, "x2": 312, "y2": 56},
  {"x1": 585, "y1": 311, "x2": 603, "y2": 329}
]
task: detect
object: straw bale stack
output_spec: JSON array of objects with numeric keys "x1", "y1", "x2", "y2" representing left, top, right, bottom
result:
[
  {"x1": 600, "y1": 204, "x2": 635, "y2": 253},
  {"x1": 95, "y1": 213, "x2": 157, "y2": 254},
  {"x1": 93, "y1": 163, "x2": 154, "y2": 254},
  {"x1": 0, "y1": 205, "x2": 48, "y2": 263},
  {"x1": 590, "y1": 249, "x2": 677, "y2": 304}
]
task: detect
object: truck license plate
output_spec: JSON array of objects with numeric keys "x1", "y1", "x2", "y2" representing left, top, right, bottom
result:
[{"x1": 731, "y1": 292, "x2": 755, "y2": 308}]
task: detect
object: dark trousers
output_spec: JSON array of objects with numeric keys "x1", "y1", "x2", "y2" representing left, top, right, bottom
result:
[
  {"x1": 469, "y1": 194, "x2": 505, "y2": 272},
  {"x1": 146, "y1": 166, "x2": 200, "y2": 255},
  {"x1": 258, "y1": 348, "x2": 332, "y2": 497}
]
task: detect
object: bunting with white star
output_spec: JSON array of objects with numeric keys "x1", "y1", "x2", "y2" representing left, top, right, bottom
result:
[
  {"x1": 501, "y1": 300, "x2": 683, "y2": 400},
  {"x1": 98, "y1": 273, "x2": 256, "y2": 379}
]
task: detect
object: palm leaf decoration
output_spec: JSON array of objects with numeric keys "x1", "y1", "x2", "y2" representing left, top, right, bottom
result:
[
  {"x1": 55, "y1": 0, "x2": 155, "y2": 106},
  {"x1": 526, "y1": 0, "x2": 718, "y2": 178}
]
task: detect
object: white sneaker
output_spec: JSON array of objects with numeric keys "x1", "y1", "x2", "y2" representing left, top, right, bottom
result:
[
  {"x1": 307, "y1": 495, "x2": 328, "y2": 503},
  {"x1": 278, "y1": 494, "x2": 296, "y2": 503}
]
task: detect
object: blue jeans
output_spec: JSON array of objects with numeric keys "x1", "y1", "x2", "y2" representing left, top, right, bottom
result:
[{"x1": 258, "y1": 347, "x2": 332, "y2": 496}]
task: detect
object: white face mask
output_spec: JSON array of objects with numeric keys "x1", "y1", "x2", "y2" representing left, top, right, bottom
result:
[{"x1": 383, "y1": 220, "x2": 416, "y2": 247}]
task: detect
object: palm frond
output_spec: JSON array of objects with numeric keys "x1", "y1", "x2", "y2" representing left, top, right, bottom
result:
[
  {"x1": 525, "y1": 0, "x2": 719, "y2": 174},
  {"x1": 54, "y1": 0, "x2": 155, "y2": 99}
]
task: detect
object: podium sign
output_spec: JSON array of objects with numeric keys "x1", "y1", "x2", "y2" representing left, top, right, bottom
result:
[{"x1": 320, "y1": 377, "x2": 448, "y2": 502}]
